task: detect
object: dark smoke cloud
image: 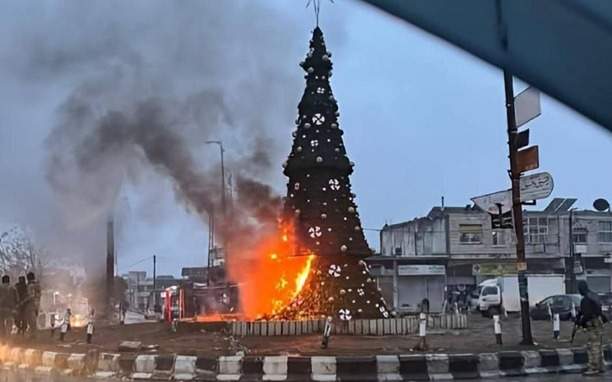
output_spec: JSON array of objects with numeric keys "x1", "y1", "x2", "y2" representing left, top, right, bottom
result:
[{"x1": 0, "y1": 0, "x2": 349, "y2": 281}]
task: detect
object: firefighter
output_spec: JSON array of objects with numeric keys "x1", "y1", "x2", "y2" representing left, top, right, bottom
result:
[
  {"x1": 25, "y1": 272, "x2": 41, "y2": 337},
  {"x1": 576, "y1": 280, "x2": 608, "y2": 375},
  {"x1": 15, "y1": 276, "x2": 27, "y2": 335},
  {"x1": 0, "y1": 275, "x2": 16, "y2": 338}
]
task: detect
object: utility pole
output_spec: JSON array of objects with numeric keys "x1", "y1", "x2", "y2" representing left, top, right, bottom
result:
[
  {"x1": 568, "y1": 209, "x2": 576, "y2": 293},
  {"x1": 153, "y1": 254, "x2": 157, "y2": 309},
  {"x1": 205, "y1": 140, "x2": 226, "y2": 217},
  {"x1": 106, "y1": 219, "x2": 115, "y2": 317},
  {"x1": 206, "y1": 140, "x2": 227, "y2": 272},
  {"x1": 504, "y1": 70, "x2": 534, "y2": 346}
]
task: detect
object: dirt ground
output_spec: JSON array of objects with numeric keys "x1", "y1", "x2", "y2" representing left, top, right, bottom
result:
[{"x1": 5, "y1": 313, "x2": 611, "y2": 357}]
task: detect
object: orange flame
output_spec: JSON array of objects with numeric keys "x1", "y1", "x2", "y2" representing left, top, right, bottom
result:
[{"x1": 225, "y1": 221, "x2": 315, "y2": 320}]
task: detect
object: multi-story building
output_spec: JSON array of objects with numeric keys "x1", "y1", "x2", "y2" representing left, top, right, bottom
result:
[
  {"x1": 369, "y1": 198, "x2": 612, "y2": 313},
  {"x1": 124, "y1": 271, "x2": 181, "y2": 311}
]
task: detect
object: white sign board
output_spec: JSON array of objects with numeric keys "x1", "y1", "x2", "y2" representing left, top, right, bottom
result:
[
  {"x1": 471, "y1": 172, "x2": 554, "y2": 214},
  {"x1": 471, "y1": 190, "x2": 512, "y2": 214},
  {"x1": 520, "y1": 172, "x2": 554, "y2": 201},
  {"x1": 514, "y1": 86, "x2": 541, "y2": 127},
  {"x1": 397, "y1": 265, "x2": 445, "y2": 276}
]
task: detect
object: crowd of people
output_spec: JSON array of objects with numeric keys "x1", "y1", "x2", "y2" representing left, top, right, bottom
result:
[{"x1": 0, "y1": 272, "x2": 41, "y2": 339}]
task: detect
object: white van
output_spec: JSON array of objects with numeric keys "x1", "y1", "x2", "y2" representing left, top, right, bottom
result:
[{"x1": 478, "y1": 274, "x2": 565, "y2": 316}]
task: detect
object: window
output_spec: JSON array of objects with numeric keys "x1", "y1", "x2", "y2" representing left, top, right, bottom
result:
[
  {"x1": 482, "y1": 286, "x2": 498, "y2": 296},
  {"x1": 572, "y1": 227, "x2": 588, "y2": 243},
  {"x1": 492, "y1": 230, "x2": 506, "y2": 246},
  {"x1": 459, "y1": 224, "x2": 482, "y2": 244},
  {"x1": 598, "y1": 221, "x2": 612, "y2": 243},
  {"x1": 523, "y1": 217, "x2": 548, "y2": 243}
]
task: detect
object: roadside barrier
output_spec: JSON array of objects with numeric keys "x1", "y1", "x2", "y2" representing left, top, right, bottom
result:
[
  {"x1": 0, "y1": 343, "x2": 608, "y2": 380},
  {"x1": 230, "y1": 313, "x2": 468, "y2": 337}
]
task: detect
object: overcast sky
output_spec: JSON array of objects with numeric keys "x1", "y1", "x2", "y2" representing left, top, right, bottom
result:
[{"x1": 1, "y1": 1, "x2": 610, "y2": 277}]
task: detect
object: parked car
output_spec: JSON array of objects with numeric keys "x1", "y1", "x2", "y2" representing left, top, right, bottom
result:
[
  {"x1": 530, "y1": 294, "x2": 582, "y2": 321},
  {"x1": 598, "y1": 293, "x2": 612, "y2": 319}
]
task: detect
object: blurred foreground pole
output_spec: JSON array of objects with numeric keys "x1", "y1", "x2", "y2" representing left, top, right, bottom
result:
[
  {"x1": 106, "y1": 219, "x2": 115, "y2": 318},
  {"x1": 504, "y1": 70, "x2": 534, "y2": 346}
]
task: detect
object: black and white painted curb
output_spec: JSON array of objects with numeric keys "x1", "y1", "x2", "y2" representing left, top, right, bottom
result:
[{"x1": 0, "y1": 343, "x2": 609, "y2": 380}]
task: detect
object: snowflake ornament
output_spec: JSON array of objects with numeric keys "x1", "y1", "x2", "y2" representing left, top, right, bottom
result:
[
  {"x1": 338, "y1": 308, "x2": 352, "y2": 321},
  {"x1": 328, "y1": 179, "x2": 340, "y2": 190},
  {"x1": 308, "y1": 226, "x2": 322, "y2": 238},
  {"x1": 312, "y1": 113, "x2": 325, "y2": 125},
  {"x1": 328, "y1": 264, "x2": 341, "y2": 277}
]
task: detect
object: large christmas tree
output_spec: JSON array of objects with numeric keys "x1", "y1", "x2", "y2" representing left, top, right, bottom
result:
[{"x1": 279, "y1": 27, "x2": 388, "y2": 321}]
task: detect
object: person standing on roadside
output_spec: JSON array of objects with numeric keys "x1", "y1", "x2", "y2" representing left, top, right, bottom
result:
[
  {"x1": 25, "y1": 272, "x2": 41, "y2": 338},
  {"x1": 0, "y1": 275, "x2": 16, "y2": 338},
  {"x1": 576, "y1": 280, "x2": 609, "y2": 375},
  {"x1": 15, "y1": 276, "x2": 27, "y2": 335}
]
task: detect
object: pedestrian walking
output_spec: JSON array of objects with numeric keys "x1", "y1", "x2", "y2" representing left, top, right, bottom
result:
[
  {"x1": 25, "y1": 272, "x2": 41, "y2": 338},
  {"x1": 576, "y1": 280, "x2": 609, "y2": 375},
  {"x1": 49, "y1": 313, "x2": 56, "y2": 338},
  {"x1": 15, "y1": 276, "x2": 27, "y2": 335},
  {"x1": 86, "y1": 308, "x2": 95, "y2": 344},
  {"x1": 0, "y1": 275, "x2": 17, "y2": 338}
]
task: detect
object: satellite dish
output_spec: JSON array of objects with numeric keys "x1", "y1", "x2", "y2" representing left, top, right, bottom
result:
[{"x1": 593, "y1": 198, "x2": 610, "y2": 212}]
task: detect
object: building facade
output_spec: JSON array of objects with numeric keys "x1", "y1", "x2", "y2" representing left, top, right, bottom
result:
[
  {"x1": 124, "y1": 271, "x2": 181, "y2": 311},
  {"x1": 370, "y1": 198, "x2": 612, "y2": 313}
]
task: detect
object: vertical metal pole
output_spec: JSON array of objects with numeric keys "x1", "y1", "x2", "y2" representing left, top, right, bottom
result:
[
  {"x1": 219, "y1": 143, "x2": 226, "y2": 217},
  {"x1": 392, "y1": 259, "x2": 398, "y2": 310},
  {"x1": 504, "y1": 70, "x2": 534, "y2": 345},
  {"x1": 153, "y1": 255, "x2": 157, "y2": 309},
  {"x1": 568, "y1": 209, "x2": 576, "y2": 293},
  {"x1": 106, "y1": 219, "x2": 115, "y2": 316}
]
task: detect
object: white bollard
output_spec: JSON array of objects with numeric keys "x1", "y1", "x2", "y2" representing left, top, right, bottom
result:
[
  {"x1": 553, "y1": 313, "x2": 560, "y2": 340},
  {"x1": 493, "y1": 315, "x2": 502, "y2": 345},
  {"x1": 321, "y1": 316, "x2": 333, "y2": 349},
  {"x1": 419, "y1": 312, "x2": 427, "y2": 337},
  {"x1": 416, "y1": 312, "x2": 428, "y2": 350},
  {"x1": 60, "y1": 322, "x2": 68, "y2": 341}
]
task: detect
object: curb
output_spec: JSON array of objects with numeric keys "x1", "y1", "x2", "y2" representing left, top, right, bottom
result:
[{"x1": 0, "y1": 344, "x2": 609, "y2": 380}]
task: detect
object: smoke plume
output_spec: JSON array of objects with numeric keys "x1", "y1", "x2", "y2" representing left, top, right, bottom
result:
[{"x1": 3, "y1": 0, "x2": 317, "y2": 276}]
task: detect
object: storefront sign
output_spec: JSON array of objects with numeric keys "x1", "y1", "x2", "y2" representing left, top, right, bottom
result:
[
  {"x1": 472, "y1": 263, "x2": 517, "y2": 276},
  {"x1": 397, "y1": 264, "x2": 445, "y2": 276}
]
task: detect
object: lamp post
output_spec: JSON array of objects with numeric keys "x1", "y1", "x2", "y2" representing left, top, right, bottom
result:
[{"x1": 205, "y1": 140, "x2": 227, "y2": 280}]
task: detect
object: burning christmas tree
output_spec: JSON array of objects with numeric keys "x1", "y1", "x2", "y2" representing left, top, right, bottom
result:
[{"x1": 278, "y1": 27, "x2": 389, "y2": 321}]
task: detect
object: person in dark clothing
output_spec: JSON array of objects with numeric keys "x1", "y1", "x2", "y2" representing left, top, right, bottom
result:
[
  {"x1": 576, "y1": 280, "x2": 608, "y2": 375},
  {"x1": 14, "y1": 276, "x2": 28, "y2": 335},
  {"x1": 0, "y1": 275, "x2": 17, "y2": 338}
]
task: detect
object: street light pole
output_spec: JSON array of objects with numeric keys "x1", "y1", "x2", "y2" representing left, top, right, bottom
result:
[
  {"x1": 205, "y1": 140, "x2": 226, "y2": 217},
  {"x1": 503, "y1": 70, "x2": 534, "y2": 346},
  {"x1": 205, "y1": 140, "x2": 227, "y2": 276}
]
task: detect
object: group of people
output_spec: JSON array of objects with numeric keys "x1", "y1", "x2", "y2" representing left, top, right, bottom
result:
[{"x1": 0, "y1": 272, "x2": 41, "y2": 338}]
